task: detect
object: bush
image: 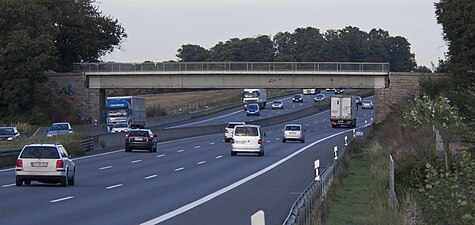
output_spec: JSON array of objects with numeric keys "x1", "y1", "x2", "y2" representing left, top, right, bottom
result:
[{"x1": 147, "y1": 104, "x2": 167, "y2": 117}]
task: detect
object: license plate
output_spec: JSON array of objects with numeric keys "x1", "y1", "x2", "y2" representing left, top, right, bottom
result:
[
  {"x1": 31, "y1": 162, "x2": 48, "y2": 167},
  {"x1": 338, "y1": 120, "x2": 344, "y2": 123},
  {"x1": 236, "y1": 141, "x2": 246, "y2": 144},
  {"x1": 134, "y1": 137, "x2": 144, "y2": 141}
]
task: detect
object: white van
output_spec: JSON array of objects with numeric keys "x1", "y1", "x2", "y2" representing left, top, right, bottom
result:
[{"x1": 231, "y1": 125, "x2": 265, "y2": 156}]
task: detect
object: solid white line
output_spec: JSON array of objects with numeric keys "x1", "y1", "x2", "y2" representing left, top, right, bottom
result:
[
  {"x1": 177, "y1": 149, "x2": 184, "y2": 153},
  {"x1": 131, "y1": 160, "x2": 142, "y2": 164},
  {"x1": 174, "y1": 167, "x2": 184, "y2": 172},
  {"x1": 156, "y1": 154, "x2": 165, "y2": 158},
  {"x1": 197, "y1": 161, "x2": 206, "y2": 165},
  {"x1": 145, "y1": 175, "x2": 157, "y2": 180},
  {"x1": 50, "y1": 196, "x2": 74, "y2": 203},
  {"x1": 106, "y1": 184, "x2": 123, "y2": 190},
  {"x1": 99, "y1": 166, "x2": 112, "y2": 170},
  {"x1": 140, "y1": 125, "x2": 370, "y2": 225},
  {"x1": 216, "y1": 155, "x2": 223, "y2": 159},
  {"x1": 2, "y1": 184, "x2": 15, "y2": 188}
]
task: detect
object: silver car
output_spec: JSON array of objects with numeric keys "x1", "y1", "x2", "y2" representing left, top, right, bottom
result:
[
  {"x1": 282, "y1": 124, "x2": 305, "y2": 143},
  {"x1": 224, "y1": 121, "x2": 246, "y2": 142},
  {"x1": 271, "y1": 100, "x2": 284, "y2": 109},
  {"x1": 362, "y1": 99, "x2": 374, "y2": 109},
  {"x1": 47, "y1": 122, "x2": 74, "y2": 137},
  {"x1": 15, "y1": 144, "x2": 76, "y2": 187}
]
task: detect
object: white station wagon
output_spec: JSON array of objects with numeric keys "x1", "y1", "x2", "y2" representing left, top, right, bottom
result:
[{"x1": 15, "y1": 143, "x2": 76, "y2": 187}]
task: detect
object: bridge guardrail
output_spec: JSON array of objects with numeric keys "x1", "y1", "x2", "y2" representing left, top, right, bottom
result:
[{"x1": 73, "y1": 62, "x2": 390, "y2": 73}]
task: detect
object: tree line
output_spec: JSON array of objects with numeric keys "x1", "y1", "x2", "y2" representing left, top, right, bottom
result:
[
  {"x1": 176, "y1": 26, "x2": 427, "y2": 72},
  {"x1": 0, "y1": 0, "x2": 126, "y2": 123}
]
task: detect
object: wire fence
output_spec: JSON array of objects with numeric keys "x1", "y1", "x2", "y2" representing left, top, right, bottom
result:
[{"x1": 283, "y1": 124, "x2": 373, "y2": 225}]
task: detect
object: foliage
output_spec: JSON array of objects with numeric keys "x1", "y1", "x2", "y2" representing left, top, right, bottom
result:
[
  {"x1": 147, "y1": 104, "x2": 167, "y2": 117},
  {"x1": 0, "y1": 0, "x2": 126, "y2": 124},
  {"x1": 177, "y1": 26, "x2": 417, "y2": 72},
  {"x1": 435, "y1": 0, "x2": 475, "y2": 88},
  {"x1": 416, "y1": 150, "x2": 475, "y2": 225}
]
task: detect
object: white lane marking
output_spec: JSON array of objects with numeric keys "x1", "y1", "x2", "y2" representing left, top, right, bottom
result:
[
  {"x1": 167, "y1": 110, "x2": 242, "y2": 128},
  {"x1": 145, "y1": 175, "x2": 157, "y2": 180},
  {"x1": 131, "y1": 160, "x2": 142, "y2": 164},
  {"x1": 140, "y1": 125, "x2": 370, "y2": 225},
  {"x1": 364, "y1": 114, "x2": 368, "y2": 117},
  {"x1": 216, "y1": 155, "x2": 223, "y2": 159},
  {"x1": 156, "y1": 154, "x2": 165, "y2": 158},
  {"x1": 313, "y1": 121, "x2": 318, "y2": 124},
  {"x1": 177, "y1": 149, "x2": 185, "y2": 153},
  {"x1": 174, "y1": 167, "x2": 184, "y2": 172},
  {"x1": 266, "y1": 140, "x2": 271, "y2": 143},
  {"x1": 324, "y1": 126, "x2": 328, "y2": 129},
  {"x1": 50, "y1": 196, "x2": 74, "y2": 203},
  {"x1": 209, "y1": 142, "x2": 215, "y2": 145},
  {"x1": 194, "y1": 146, "x2": 201, "y2": 149},
  {"x1": 106, "y1": 184, "x2": 123, "y2": 190},
  {"x1": 275, "y1": 138, "x2": 281, "y2": 141},
  {"x1": 305, "y1": 124, "x2": 310, "y2": 126},
  {"x1": 2, "y1": 184, "x2": 15, "y2": 188},
  {"x1": 99, "y1": 166, "x2": 112, "y2": 170},
  {"x1": 356, "y1": 117, "x2": 360, "y2": 119},
  {"x1": 314, "y1": 129, "x2": 319, "y2": 131},
  {"x1": 197, "y1": 161, "x2": 206, "y2": 165},
  {"x1": 322, "y1": 119, "x2": 326, "y2": 121}
]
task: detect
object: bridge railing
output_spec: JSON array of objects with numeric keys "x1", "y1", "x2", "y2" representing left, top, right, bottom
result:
[{"x1": 73, "y1": 62, "x2": 390, "y2": 73}]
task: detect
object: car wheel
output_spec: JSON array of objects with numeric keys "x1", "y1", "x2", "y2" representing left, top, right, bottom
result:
[
  {"x1": 68, "y1": 170, "x2": 75, "y2": 186},
  {"x1": 332, "y1": 124, "x2": 337, "y2": 128},
  {"x1": 282, "y1": 139, "x2": 286, "y2": 143},
  {"x1": 231, "y1": 151, "x2": 236, "y2": 156},
  {"x1": 60, "y1": 175, "x2": 68, "y2": 187},
  {"x1": 224, "y1": 139, "x2": 229, "y2": 143},
  {"x1": 259, "y1": 150, "x2": 264, "y2": 156},
  {"x1": 125, "y1": 147, "x2": 131, "y2": 152},
  {"x1": 16, "y1": 177, "x2": 23, "y2": 186},
  {"x1": 301, "y1": 139, "x2": 305, "y2": 143},
  {"x1": 24, "y1": 179, "x2": 31, "y2": 185},
  {"x1": 149, "y1": 146, "x2": 154, "y2": 153}
]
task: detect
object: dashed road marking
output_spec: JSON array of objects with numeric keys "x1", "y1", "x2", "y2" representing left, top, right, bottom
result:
[
  {"x1": 216, "y1": 155, "x2": 223, "y2": 159},
  {"x1": 197, "y1": 161, "x2": 206, "y2": 165},
  {"x1": 106, "y1": 184, "x2": 123, "y2": 190},
  {"x1": 145, "y1": 175, "x2": 157, "y2": 180},
  {"x1": 194, "y1": 146, "x2": 201, "y2": 149},
  {"x1": 209, "y1": 142, "x2": 215, "y2": 145},
  {"x1": 99, "y1": 166, "x2": 112, "y2": 170},
  {"x1": 50, "y1": 196, "x2": 74, "y2": 203},
  {"x1": 266, "y1": 140, "x2": 271, "y2": 143},
  {"x1": 313, "y1": 121, "x2": 318, "y2": 124},
  {"x1": 131, "y1": 160, "x2": 142, "y2": 164},
  {"x1": 177, "y1": 149, "x2": 184, "y2": 153},
  {"x1": 174, "y1": 167, "x2": 184, "y2": 172},
  {"x1": 275, "y1": 138, "x2": 281, "y2": 141},
  {"x1": 156, "y1": 154, "x2": 165, "y2": 158}
]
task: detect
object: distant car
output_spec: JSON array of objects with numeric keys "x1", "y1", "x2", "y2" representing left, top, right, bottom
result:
[
  {"x1": 46, "y1": 122, "x2": 73, "y2": 137},
  {"x1": 271, "y1": 100, "x2": 284, "y2": 109},
  {"x1": 362, "y1": 100, "x2": 374, "y2": 109},
  {"x1": 314, "y1": 94, "x2": 326, "y2": 102},
  {"x1": 231, "y1": 125, "x2": 265, "y2": 156},
  {"x1": 282, "y1": 124, "x2": 305, "y2": 143},
  {"x1": 356, "y1": 96, "x2": 362, "y2": 105},
  {"x1": 246, "y1": 103, "x2": 260, "y2": 116},
  {"x1": 334, "y1": 89, "x2": 344, "y2": 94},
  {"x1": 292, "y1": 94, "x2": 304, "y2": 103},
  {"x1": 325, "y1": 88, "x2": 335, "y2": 92},
  {"x1": 125, "y1": 129, "x2": 157, "y2": 152},
  {"x1": 224, "y1": 121, "x2": 246, "y2": 142},
  {"x1": 303, "y1": 88, "x2": 319, "y2": 95},
  {"x1": 0, "y1": 127, "x2": 21, "y2": 141},
  {"x1": 111, "y1": 123, "x2": 130, "y2": 133},
  {"x1": 15, "y1": 143, "x2": 76, "y2": 187}
]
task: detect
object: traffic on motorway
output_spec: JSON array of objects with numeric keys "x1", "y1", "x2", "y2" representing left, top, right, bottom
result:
[{"x1": 0, "y1": 89, "x2": 375, "y2": 225}]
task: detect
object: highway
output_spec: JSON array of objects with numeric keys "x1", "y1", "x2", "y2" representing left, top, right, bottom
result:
[{"x1": 0, "y1": 92, "x2": 374, "y2": 225}]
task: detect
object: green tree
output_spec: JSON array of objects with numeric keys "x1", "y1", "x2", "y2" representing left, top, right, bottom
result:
[
  {"x1": 177, "y1": 44, "x2": 210, "y2": 62},
  {"x1": 385, "y1": 36, "x2": 416, "y2": 72},
  {"x1": 435, "y1": 0, "x2": 475, "y2": 87}
]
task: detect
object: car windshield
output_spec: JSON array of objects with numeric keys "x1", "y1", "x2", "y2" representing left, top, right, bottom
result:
[
  {"x1": 316, "y1": 94, "x2": 324, "y2": 98},
  {"x1": 285, "y1": 126, "x2": 301, "y2": 131},
  {"x1": 364, "y1": 100, "x2": 372, "y2": 104},
  {"x1": 114, "y1": 123, "x2": 128, "y2": 128},
  {"x1": 248, "y1": 105, "x2": 258, "y2": 110},
  {"x1": 294, "y1": 95, "x2": 301, "y2": 98},
  {"x1": 0, "y1": 128, "x2": 14, "y2": 135},
  {"x1": 128, "y1": 130, "x2": 149, "y2": 136},
  {"x1": 227, "y1": 123, "x2": 242, "y2": 129},
  {"x1": 49, "y1": 124, "x2": 69, "y2": 131},
  {"x1": 20, "y1": 147, "x2": 60, "y2": 159},
  {"x1": 234, "y1": 127, "x2": 259, "y2": 136}
]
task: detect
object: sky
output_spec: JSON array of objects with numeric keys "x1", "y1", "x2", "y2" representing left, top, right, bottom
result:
[{"x1": 98, "y1": 0, "x2": 448, "y2": 69}]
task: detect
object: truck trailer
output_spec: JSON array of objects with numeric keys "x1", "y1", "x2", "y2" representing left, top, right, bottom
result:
[
  {"x1": 106, "y1": 96, "x2": 146, "y2": 132},
  {"x1": 330, "y1": 95, "x2": 357, "y2": 128}
]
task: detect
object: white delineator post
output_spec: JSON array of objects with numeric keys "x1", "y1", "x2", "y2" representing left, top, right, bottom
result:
[
  {"x1": 345, "y1": 136, "x2": 348, "y2": 146},
  {"x1": 353, "y1": 129, "x2": 356, "y2": 138},
  {"x1": 251, "y1": 210, "x2": 265, "y2": 225},
  {"x1": 334, "y1": 146, "x2": 338, "y2": 160},
  {"x1": 315, "y1": 160, "x2": 320, "y2": 181}
]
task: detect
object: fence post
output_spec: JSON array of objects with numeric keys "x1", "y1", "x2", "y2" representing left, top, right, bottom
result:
[{"x1": 389, "y1": 155, "x2": 398, "y2": 204}]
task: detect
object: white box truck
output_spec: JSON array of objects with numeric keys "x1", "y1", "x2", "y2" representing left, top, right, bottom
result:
[
  {"x1": 330, "y1": 95, "x2": 357, "y2": 128},
  {"x1": 243, "y1": 89, "x2": 267, "y2": 109}
]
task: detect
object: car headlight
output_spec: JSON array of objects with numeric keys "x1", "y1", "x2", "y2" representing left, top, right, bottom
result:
[{"x1": 7, "y1": 137, "x2": 13, "y2": 141}]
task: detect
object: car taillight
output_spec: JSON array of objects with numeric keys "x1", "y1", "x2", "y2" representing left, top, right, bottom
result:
[
  {"x1": 258, "y1": 139, "x2": 262, "y2": 144},
  {"x1": 232, "y1": 139, "x2": 235, "y2": 144},
  {"x1": 56, "y1": 160, "x2": 64, "y2": 169},
  {"x1": 145, "y1": 136, "x2": 151, "y2": 141},
  {"x1": 17, "y1": 159, "x2": 23, "y2": 168}
]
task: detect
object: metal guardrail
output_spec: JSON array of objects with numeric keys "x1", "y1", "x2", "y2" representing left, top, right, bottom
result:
[
  {"x1": 283, "y1": 125, "x2": 372, "y2": 225},
  {"x1": 80, "y1": 137, "x2": 94, "y2": 152},
  {"x1": 73, "y1": 62, "x2": 390, "y2": 73},
  {"x1": 0, "y1": 148, "x2": 22, "y2": 157}
]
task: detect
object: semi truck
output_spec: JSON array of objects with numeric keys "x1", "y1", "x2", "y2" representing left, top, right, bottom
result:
[
  {"x1": 243, "y1": 89, "x2": 267, "y2": 110},
  {"x1": 106, "y1": 96, "x2": 146, "y2": 132},
  {"x1": 330, "y1": 95, "x2": 357, "y2": 128}
]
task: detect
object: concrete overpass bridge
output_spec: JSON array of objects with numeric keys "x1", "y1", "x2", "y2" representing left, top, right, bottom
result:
[{"x1": 46, "y1": 62, "x2": 448, "y2": 123}]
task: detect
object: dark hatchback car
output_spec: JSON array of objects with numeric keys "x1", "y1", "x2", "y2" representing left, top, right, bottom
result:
[
  {"x1": 292, "y1": 94, "x2": 304, "y2": 103},
  {"x1": 125, "y1": 129, "x2": 157, "y2": 152}
]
